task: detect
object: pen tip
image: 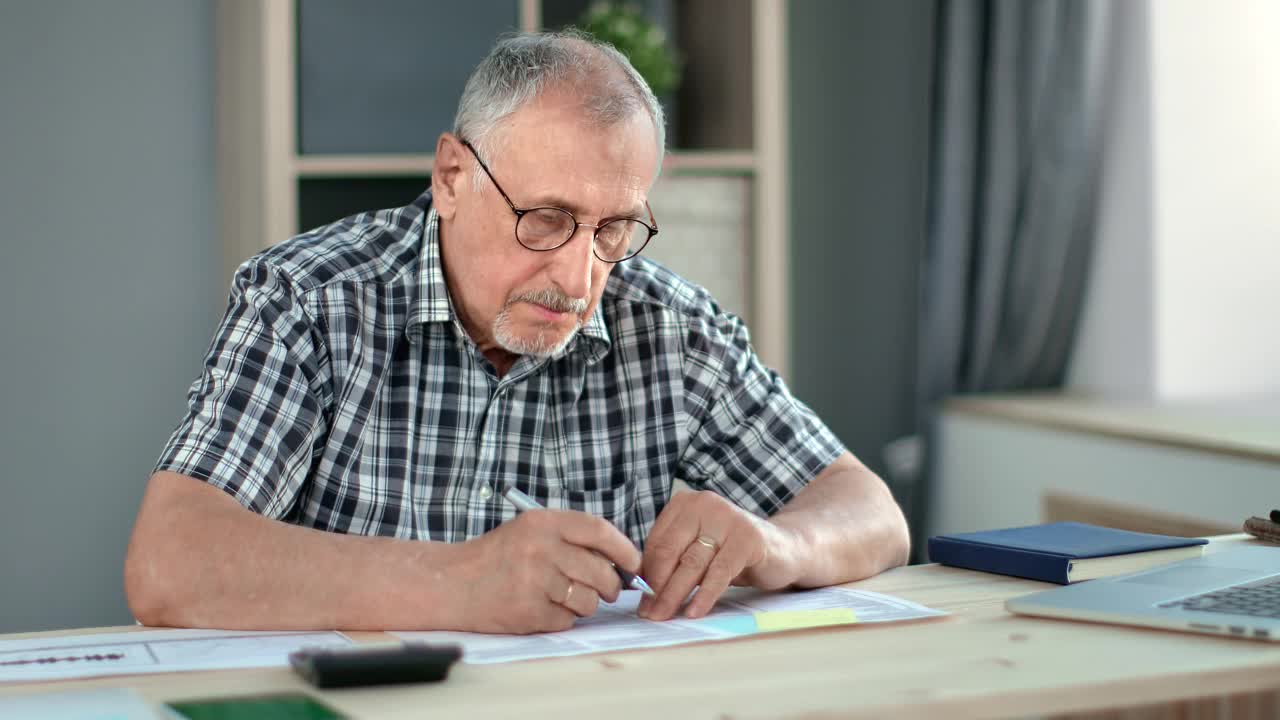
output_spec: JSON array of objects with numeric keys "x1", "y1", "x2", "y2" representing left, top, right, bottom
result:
[{"x1": 634, "y1": 577, "x2": 657, "y2": 597}]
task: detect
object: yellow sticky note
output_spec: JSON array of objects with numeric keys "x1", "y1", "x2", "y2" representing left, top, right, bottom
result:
[{"x1": 753, "y1": 608, "x2": 859, "y2": 632}]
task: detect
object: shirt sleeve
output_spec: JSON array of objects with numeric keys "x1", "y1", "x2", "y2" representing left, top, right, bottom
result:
[
  {"x1": 677, "y1": 310, "x2": 846, "y2": 517},
  {"x1": 153, "y1": 259, "x2": 329, "y2": 519}
]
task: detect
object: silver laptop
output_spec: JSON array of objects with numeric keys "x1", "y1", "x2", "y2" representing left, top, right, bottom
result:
[{"x1": 1006, "y1": 545, "x2": 1280, "y2": 641}]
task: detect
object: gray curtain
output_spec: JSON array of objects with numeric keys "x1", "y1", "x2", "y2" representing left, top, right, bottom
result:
[{"x1": 895, "y1": 0, "x2": 1115, "y2": 558}]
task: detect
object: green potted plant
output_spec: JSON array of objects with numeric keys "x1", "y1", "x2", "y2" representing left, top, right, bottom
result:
[
  {"x1": 576, "y1": 1, "x2": 683, "y2": 145},
  {"x1": 578, "y1": 1, "x2": 682, "y2": 97}
]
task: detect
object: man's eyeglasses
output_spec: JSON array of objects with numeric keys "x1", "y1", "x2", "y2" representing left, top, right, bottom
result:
[{"x1": 462, "y1": 140, "x2": 658, "y2": 263}]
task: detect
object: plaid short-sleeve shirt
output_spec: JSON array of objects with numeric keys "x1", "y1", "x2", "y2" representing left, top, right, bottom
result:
[{"x1": 156, "y1": 191, "x2": 845, "y2": 546}]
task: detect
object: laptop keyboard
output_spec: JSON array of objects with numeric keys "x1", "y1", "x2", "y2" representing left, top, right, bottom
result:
[{"x1": 1159, "y1": 575, "x2": 1280, "y2": 618}]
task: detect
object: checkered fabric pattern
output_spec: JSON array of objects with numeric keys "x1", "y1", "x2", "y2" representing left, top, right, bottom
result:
[{"x1": 155, "y1": 191, "x2": 846, "y2": 546}]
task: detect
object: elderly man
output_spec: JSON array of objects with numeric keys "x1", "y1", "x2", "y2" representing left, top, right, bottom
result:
[{"x1": 124, "y1": 31, "x2": 909, "y2": 634}]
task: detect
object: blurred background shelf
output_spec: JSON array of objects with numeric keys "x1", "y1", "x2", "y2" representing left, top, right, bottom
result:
[
  {"x1": 218, "y1": 0, "x2": 787, "y2": 369},
  {"x1": 293, "y1": 154, "x2": 435, "y2": 178},
  {"x1": 292, "y1": 150, "x2": 758, "y2": 178}
]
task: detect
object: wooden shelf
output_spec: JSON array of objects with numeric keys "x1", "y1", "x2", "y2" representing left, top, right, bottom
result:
[
  {"x1": 662, "y1": 150, "x2": 755, "y2": 174},
  {"x1": 219, "y1": 0, "x2": 790, "y2": 376},
  {"x1": 293, "y1": 150, "x2": 756, "y2": 178},
  {"x1": 294, "y1": 154, "x2": 434, "y2": 178}
]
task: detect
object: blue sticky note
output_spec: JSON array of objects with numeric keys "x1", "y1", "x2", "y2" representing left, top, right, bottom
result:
[{"x1": 697, "y1": 615, "x2": 758, "y2": 635}]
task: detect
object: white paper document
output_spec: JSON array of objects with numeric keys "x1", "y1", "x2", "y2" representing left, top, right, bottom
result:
[
  {"x1": 393, "y1": 586, "x2": 945, "y2": 664},
  {"x1": 0, "y1": 628, "x2": 351, "y2": 683}
]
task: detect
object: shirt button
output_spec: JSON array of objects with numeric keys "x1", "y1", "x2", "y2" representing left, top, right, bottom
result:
[{"x1": 479, "y1": 484, "x2": 493, "y2": 500}]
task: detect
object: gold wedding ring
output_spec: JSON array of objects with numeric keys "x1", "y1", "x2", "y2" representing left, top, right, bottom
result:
[
  {"x1": 696, "y1": 535, "x2": 718, "y2": 550},
  {"x1": 564, "y1": 581, "x2": 575, "y2": 605}
]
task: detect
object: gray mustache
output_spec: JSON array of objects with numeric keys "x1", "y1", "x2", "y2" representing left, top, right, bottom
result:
[{"x1": 507, "y1": 288, "x2": 588, "y2": 314}]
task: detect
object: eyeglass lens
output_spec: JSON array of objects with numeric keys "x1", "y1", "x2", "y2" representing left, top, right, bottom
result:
[{"x1": 517, "y1": 208, "x2": 650, "y2": 262}]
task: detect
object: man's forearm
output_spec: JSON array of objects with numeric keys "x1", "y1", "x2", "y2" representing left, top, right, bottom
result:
[
  {"x1": 124, "y1": 472, "x2": 466, "y2": 630},
  {"x1": 768, "y1": 453, "x2": 911, "y2": 588}
]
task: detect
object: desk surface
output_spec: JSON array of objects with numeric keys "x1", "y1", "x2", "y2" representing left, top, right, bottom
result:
[{"x1": 3, "y1": 535, "x2": 1278, "y2": 719}]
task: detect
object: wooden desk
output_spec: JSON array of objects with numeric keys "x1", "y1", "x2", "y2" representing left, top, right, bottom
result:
[{"x1": 3, "y1": 535, "x2": 1278, "y2": 719}]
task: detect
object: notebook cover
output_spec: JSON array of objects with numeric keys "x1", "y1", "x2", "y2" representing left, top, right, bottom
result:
[{"x1": 927, "y1": 522, "x2": 1209, "y2": 584}]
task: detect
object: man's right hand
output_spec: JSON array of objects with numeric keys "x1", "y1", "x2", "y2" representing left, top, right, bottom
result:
[
  {"x1": 453, "y1": 509, "x2": 641, "y2": 634},
  {"x1": 125, "y1": 472, "x2": 642, "y2": 633}
]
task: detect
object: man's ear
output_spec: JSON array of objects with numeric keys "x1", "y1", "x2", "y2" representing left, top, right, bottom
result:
[{"x1": 431, "y1": 133, "x2": 466, "y2": 220}]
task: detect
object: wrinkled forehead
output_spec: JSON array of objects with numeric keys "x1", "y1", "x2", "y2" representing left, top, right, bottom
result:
[
  {"x1": 491, "y1": 89, "x2": 655, "y2": 159},
  {"x1": 486, "y1": 97, "x2": 659, "y2": 216}
]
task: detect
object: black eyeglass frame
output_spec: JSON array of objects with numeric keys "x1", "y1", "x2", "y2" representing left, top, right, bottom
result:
[{"x1": 461, "y1": 140, "x2": 659, "y2": 263}]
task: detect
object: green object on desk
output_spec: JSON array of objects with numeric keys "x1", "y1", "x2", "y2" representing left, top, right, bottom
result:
[{"x1": 164, "y1": 693, "x2": 344, "y2": 720}]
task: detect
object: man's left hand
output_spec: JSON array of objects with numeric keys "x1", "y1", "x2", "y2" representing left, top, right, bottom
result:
[{"x1": 637, "y1": 490, "x2": 799, "y2": 620}]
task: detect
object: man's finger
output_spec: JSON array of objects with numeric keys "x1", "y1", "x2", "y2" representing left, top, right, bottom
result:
[
  {"x1": 555, "y1": 543, "x2": 623, "y2": 603},
  {"x1": 684, "y1": 532, "x2": 750, "y2": 618},
  {"x1": 637, "y1": 507, "x2": 696, "y2": 615},
  {"x1": 536, "y1": 598, "x2": 578, "y2": 633},
  {"x1": 645, "y1": 533, "x2": 719, "y2": 620},
  {"x1": 555, "y1": 511, "x2": 641, "y2": 573},
  {"x1": 555, "y1": 577, "x2": 601, "y2": 618}
]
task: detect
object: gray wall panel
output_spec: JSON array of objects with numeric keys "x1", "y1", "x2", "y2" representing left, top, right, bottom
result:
[
  {"x1": 788, "y1": 1, "x2": 935, "y2": 482},
  {"x1": 0, "y1": 0, "x2": 218, "y2": 633},
  {"x1": 298, "y1": 0, "x2": 519, "y2": 154}
]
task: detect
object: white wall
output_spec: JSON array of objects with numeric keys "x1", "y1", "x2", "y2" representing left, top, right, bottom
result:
[
  {"x1": 1151, "y1": 0, "x2": 1280, "y2": 400},
  {"x1": 1069, "y1": 0, "x2": 1280, "y2": 401}
]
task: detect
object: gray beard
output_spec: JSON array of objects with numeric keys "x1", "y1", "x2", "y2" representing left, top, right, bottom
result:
[
  {"x1": 491, "y1": 287, "x2": 589, "y2": 358},
  {"x1": 492, "y1": 309, "x2": 582, "y2": 358}
]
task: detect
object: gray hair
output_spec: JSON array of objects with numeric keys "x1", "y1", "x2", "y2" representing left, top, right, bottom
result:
[{"x1": 453, "y1": 30, "x2": 666, "y2": 189}]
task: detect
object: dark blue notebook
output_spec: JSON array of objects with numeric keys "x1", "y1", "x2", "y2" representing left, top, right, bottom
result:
[{"x1": 927, "y1": 522, "x2": 1209, "y2": 584}]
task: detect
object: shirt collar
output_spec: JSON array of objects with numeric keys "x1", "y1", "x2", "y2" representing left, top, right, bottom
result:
[
  {"x1": 406, "y1": 204, "x2": 454, "y2": 333},
  {"x1": 567, "y1": 302, "x2": 611, "y2": 365}
]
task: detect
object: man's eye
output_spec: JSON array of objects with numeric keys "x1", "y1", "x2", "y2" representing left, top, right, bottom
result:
[{"x1": 525, "y1": 209, "x2": 568, "y2": 234}]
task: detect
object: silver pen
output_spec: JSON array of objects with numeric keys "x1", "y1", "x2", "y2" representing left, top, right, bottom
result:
[{"x1": 501, "y1": 485, "x2": 656, "y2": 597}]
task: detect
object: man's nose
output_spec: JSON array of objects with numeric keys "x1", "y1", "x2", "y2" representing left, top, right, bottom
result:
[{"x1": 549, "y1": 224, "x2": 596, "y2": 300}]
